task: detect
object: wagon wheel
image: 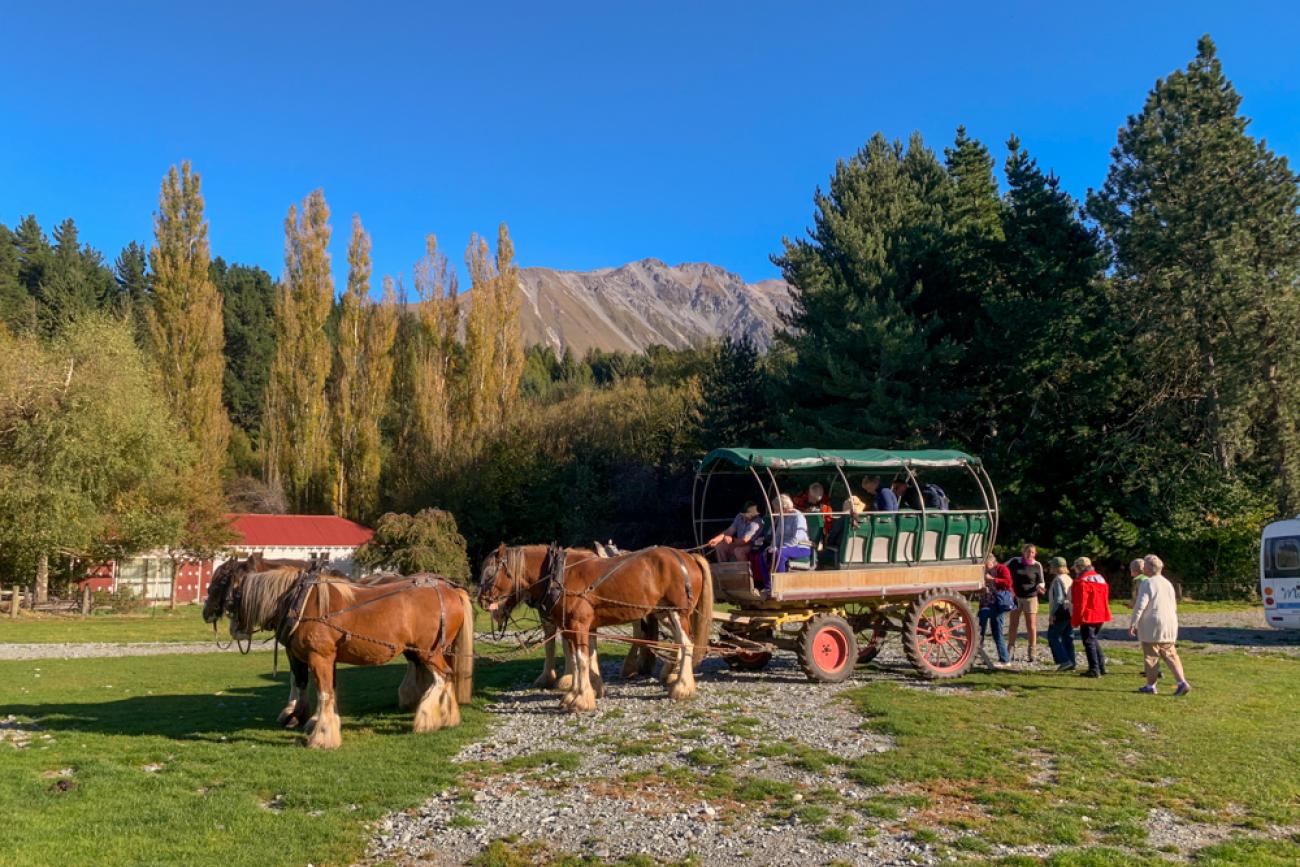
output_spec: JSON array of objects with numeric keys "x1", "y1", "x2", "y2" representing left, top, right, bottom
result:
[
  {"x1": 797, "y1": 614, "x2": 858, "y2": 683},
  {"x1": 901, "y1": 589, "x2": 976, "y2": 679},
  {"x1": 856, "y1": 621, "x2": 889, "y2": 665},
  {"x1": 725, "y1": 649, "x2": 774, "y2": 671}
]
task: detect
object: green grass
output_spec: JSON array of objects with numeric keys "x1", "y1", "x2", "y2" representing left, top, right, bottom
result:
[
  {"x1": 0, "y1": 597, "x2": 543, "y2": 646},
  {"x1": 842, "y1": 648, "x2": 1300, "y2": 852},
  {"x1": 0, "y1": 605, "x2": 211, "y2": 644},
  {"x1": 0, "y1": 650, "x2": 542, "y2": 867}
]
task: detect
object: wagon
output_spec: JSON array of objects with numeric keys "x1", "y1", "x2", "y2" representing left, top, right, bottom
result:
[{"x1": 693, "y1": 447, "x2": 998, "y2": 681}]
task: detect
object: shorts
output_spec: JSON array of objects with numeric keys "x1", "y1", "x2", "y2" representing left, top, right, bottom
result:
[
  {"x1": 1141, "y1": 641, "x2": 1181, "y2": 672},
  {"x1": 1016, "y1": 596, "x2": 1039, "y2": 615}
]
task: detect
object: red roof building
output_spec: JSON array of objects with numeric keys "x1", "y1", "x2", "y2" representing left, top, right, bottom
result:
[{"x1": 83, "y1": 513, "x2": 375, "y2": 605}]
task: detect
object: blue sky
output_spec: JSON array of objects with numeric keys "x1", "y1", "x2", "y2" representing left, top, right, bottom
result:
[{"x1": 2, "y1": 2, "x2": 1298, "y2": 288}]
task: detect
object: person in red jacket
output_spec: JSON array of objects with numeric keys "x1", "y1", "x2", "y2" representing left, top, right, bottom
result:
[{"x1": 1070, "y1": 556, "x2": 1112, "y2": 677}]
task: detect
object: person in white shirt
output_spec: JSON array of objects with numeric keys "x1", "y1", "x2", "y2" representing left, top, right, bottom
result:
[{"x1": 1129, "y1": 554, "x2": 1190, "y2": 696}]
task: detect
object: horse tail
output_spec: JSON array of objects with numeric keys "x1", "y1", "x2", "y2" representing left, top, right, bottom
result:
[
  {"x1": 689, "y1": 554, "x2": 714, "y2": 666},
  {"x1": 450, "y1": 587, "x2": 475, "y2": 705}
]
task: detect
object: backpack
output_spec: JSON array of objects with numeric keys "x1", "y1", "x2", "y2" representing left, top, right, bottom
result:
[{"x1": 921, "y1": 483, "x2": 949, "y2": 510}]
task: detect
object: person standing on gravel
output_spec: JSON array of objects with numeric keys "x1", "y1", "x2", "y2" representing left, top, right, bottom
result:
[
  {"x1": 1006, "y1": 544, "x2": 1046, "y2": 663},
  {"x1": 1070, "y1": 556, "x2": 1111, "y2": 678},
  {"x1": 1046, "y1": 557, "x2": 1076, "y2": 671},
  {"x1": 1130, "y1": 554, "x2": 1190, "y2": 696}
]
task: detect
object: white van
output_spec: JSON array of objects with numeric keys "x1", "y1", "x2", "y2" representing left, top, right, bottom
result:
[{"x1": 1260, "y1": 517, "x2": 1300, "y2": 630}]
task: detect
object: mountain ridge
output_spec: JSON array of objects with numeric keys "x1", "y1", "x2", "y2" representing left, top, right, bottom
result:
[{"x1": 516, "y1": 258, "x2": 792, "y2": 354}]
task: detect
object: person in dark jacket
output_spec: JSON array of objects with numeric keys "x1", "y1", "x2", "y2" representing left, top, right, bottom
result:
[
  {"x1": 1005, "y1": 543, "x2": 1046, "y2": 663},
  {"x1": 1070, "y1": 556, "x2": 1112, "y2": 677}
]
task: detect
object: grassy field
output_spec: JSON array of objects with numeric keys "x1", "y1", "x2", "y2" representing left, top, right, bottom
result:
[
  {"x1": 4, "y1": 614, "x2": 1298, "y2": 866},
  {"x1": 0, "y1": 605, "x2": 211, "y2": 644},
  {"x1": 0, "y1": 601, "x2": 541, "y2": 644},
  {"x1": 839, "y1": 648, "x2": 1300, "y2": 863}
]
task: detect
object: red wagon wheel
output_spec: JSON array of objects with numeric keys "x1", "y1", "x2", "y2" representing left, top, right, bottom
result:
[
  {"x1": 902, "y1": 589, "x2": 976, "y2": 679},
  {"x1": 725, "y1": 649, "x2": 774, "y2": 671},
  {"x1": 797, "y1": 614, "x2": 858, "y2": 683},
  {"x1": 856, "y1": 621, "x2": 889, "y2": 665}
]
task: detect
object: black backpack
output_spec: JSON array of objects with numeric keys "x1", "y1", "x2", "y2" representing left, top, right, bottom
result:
[{"x1": 921, "y1": 483, "x2": 949, "y2": 510}]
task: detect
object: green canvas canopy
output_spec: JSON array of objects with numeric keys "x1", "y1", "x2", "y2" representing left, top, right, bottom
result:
[{"x1": 698, "y1": 447, "x2": 980, "y2": 472}]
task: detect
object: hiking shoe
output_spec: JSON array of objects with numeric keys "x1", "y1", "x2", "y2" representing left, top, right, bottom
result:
[
  {"x1": 1080, "y1": 670, "x2": 1101, "y2": 678},
  {"x1": 1174, "y1": 681, "x2": 1191, "y2": 697},
  {"x1": 1059, "y1": 663, "x2": 1076, "y2": 672},
  {"x1": 1137, "y1": 684, "x2": 1157, "y2": 694}
]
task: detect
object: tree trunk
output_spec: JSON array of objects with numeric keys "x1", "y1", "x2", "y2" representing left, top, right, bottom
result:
[{"x1": 35, "y1": 553, "x2": 49, "y2": 606}]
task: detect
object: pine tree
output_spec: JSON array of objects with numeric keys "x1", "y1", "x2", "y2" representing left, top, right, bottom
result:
[
  {"x1": 981, "y1": 137, "x2": 1115, "y2": 545},
  {"x1": 1087, "y1": 35, "x2": 1300, "y2": 511},
  {"x1": 774, "y1": 132, "x2": 965, "y2": 446},
  {"x1": 34, "y1": 219, "x2": 113, "y2": 333},
  {"x1": 331, "y1": 216, "x2": 396, "y2": 520},
  {"x1": 0, "y1": 224, "x2": 31, "y2": 332},
  {"x1": 264, "y1": 190, "x2": 335, "y2": 512},
  {"x1": 113, "y1": 240, "x2": 150, "y2": 328},
  {"x1": 212, "y1": 258, "x2": 277, "y2": 436},
  {"x1": 146, "y1": 162, "x2": 231, "y2": 480}
]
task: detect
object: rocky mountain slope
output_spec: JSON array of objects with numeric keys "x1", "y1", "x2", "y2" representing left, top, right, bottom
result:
[{"x1": 516, "y1": 259, "x2": 792, "y2": 354}]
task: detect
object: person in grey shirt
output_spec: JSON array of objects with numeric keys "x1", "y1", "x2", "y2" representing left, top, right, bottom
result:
[{"x1": 707, "y1": 501, "x2": 761, "y2": 562}]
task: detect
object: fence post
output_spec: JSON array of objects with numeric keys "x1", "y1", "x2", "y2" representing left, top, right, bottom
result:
[
  {"x1": 10, "y1": 585, "x2": 19, "y2": 618},
  {"x1": 81, "y1": 584, "x2": 92, "y2": 616}
]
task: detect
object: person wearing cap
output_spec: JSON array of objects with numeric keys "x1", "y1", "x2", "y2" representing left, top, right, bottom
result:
[
  {"x1": 708, "y1": 501, "x2": 761, "y2": 562},
  {"x1": 1006, "y1": 543, "x2": 1047, "y2": 664},
  {"x1": 1130, "y1": 554, "x2": 1190, "y2": 696},
  {"x1": 1045, "y1": 556, "x2": 1076, "y2": 670},
  {"x1": 1070, "y1": 556, "x2": 1112, "y2": 677},
  {"x1": 750, "y1": 493, "x2": 811, "y2": 591}
]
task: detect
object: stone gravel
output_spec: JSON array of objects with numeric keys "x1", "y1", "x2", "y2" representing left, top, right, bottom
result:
[{"x1": 363, "y1": 648, "x2": 940, "y2": 867}]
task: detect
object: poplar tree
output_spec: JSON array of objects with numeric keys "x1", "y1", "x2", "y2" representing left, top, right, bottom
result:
[
  {"x1": 147, "y1": 162, "x2": 230, "y2": 479},
  {"x1": 463, "y1": 223, "x2": 523, "y2": 437},
  {"x1": 389, "y1": 236, "x2": 458, "y2": 508},
  {"x1": 1087, "y1": 35, "x2": 1300, "y2": 511},
  {"x1": 331, "y1": 216, "x2": 396, "y2": 520},
  {"x1": 264, "y1": 190, "x2": 334, "y2": 512}
]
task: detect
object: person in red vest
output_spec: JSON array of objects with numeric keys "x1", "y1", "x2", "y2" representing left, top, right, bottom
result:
[{"x1": 1070, "y1": 556, "x2": 1112, "y2": 678}]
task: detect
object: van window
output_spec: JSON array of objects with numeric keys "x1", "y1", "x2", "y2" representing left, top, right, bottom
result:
[{"x1": 1266, "y1": 537, "x2": 1300, "y2": 574}]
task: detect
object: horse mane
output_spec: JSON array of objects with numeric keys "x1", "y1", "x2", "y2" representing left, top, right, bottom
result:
[
  {"x1": 504, "y1": 547, "x2": 528, "y2": 584},
  {"x1": 238, "y1": 566, "x2": 304, "y2": 633},
  {"x1": 315, "y1": 575, "x2": 356, "y2": 613}
]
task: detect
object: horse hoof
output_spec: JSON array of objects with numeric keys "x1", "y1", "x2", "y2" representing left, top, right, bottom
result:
[
  {"x1": 669, "y1": 681, "x2": 696, "y2": 702},
  {"x1": 554, "y1": 674, "x2": 574, "y2": 692},
  {"x1": 532, "y1": 672, "x2": 558, "y2": 690},
  {"x1": 568, "y1": 693, "x2": 597, "y2": 713}
]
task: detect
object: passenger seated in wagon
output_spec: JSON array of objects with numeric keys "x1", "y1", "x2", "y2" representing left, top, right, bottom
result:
[
  {"x1": 750, "y1": 494, "x2": 812, "y2": 591},
  {"x1": 707, "y1": 501, "x2": 762, "y2": 562},
  {"x1": 792, "y1": 482, "x2": 833, "y2": 516},
  {"x1": 890, "y1": 475, "x2": 924, "y2": 510},
  {"x1": 861, "y1": 475, "x2": 899, "y2": 512}
]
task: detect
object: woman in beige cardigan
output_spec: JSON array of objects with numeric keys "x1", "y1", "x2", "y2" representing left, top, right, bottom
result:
[{"x1": 1128, "y1": 554, "x2": 1190, "y2": 696}]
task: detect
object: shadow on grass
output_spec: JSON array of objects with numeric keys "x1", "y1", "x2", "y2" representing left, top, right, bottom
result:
[{"x1": 5, "y1": 657, "x2": 542, "y2": 741}]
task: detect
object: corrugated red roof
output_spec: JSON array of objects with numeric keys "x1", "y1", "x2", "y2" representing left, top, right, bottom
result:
[{"x1": 225, "y1": 514, "x2": 374, "y2": 548}]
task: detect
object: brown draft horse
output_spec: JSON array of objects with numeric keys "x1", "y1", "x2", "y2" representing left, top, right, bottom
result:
[
  {"x1": 480, "y1": 544, "x2": 713, "y2": 712},
  {"x1": 203, "y1": 555, "x2": 426, "y2": 728},
  {"x1": 477, "y1": 545, "x2": 660, "y2": 691},
  {"x1": 209, "y1": 566, "x2": 473, "y2": 748}
]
